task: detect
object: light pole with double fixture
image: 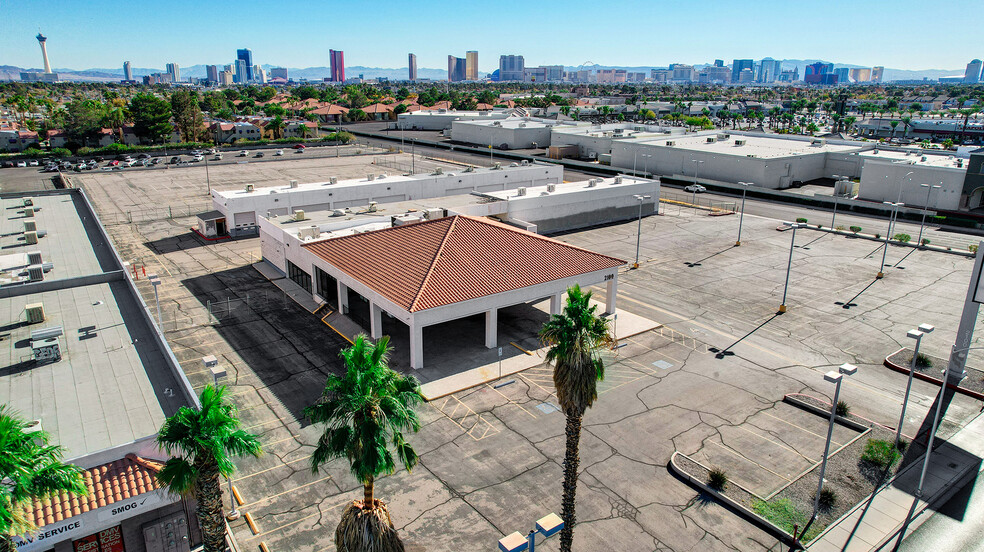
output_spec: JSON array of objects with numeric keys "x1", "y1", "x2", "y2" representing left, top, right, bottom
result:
[
  {"x1": 736, "y1": 181, "x2": 750, "y2": 246},
  {"x1": 206, "y1": 360, "x2": 241, "y2": 521},
  {"x1": 917, "y1": 183, "x2": 942, "y2": 246},
  {"x1": 813, "y1": 363, "x2": 858, "y2": 520},
  {"x1": 895, "y1": 324, "x2": 935, "y2": 448},
  {"x1": 633, "y1": 194, "x2": 651, "y2": 269},
  {"x1": 779, "y1": 221, "x2": 802, "y2": 313},
  {"x1": 878, "y1": 201, "x2": 904, "y2": 278}
]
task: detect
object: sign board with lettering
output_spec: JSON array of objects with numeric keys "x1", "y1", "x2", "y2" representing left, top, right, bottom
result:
[{"x1": 14, "y1": 519, "x2": 85, "y2": 551}]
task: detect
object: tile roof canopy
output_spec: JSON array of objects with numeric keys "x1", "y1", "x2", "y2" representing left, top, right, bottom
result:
[
  {"x1": 303, "y1": 215, "x2": 625, "y2": 312},
  {"x1": 28, "y1": 454, "x2": 164, "y2": 528}
]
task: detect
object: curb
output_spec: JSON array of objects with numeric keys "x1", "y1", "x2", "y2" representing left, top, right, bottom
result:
[
  {"x1": 883, "y1": 348, "x2": 984, "y2": 401},
  {"x1": 668, "y1": 452, "x2": 802, "y2": 549},
  {"x1": 807, "y1": 227, "x2": 975, "y2": 258},
  {"x1": 782, "y1": 395, "x2": 871, "y2": 433}
]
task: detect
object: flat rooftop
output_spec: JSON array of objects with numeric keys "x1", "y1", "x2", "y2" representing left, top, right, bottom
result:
[
  {"x1": 634, "y1": 134, "x2": 865, "y2": 158},
  {"x1": 859, "y1": 149, "x2": 970, "y2": 170},
  {"x1": 481, "y1": 175, "x2": 656, "y2": 200},
  {"x1": 0, "y1": 192, "x2": 189, "y2": 460},
  {"x1": 455, "y1": 118, "x2": 560, "y2": 130}
]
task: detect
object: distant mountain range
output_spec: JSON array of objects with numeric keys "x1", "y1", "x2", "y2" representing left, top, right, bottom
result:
[{"x1": 0, "y1": 60, "x2": 964, "y2": 83}]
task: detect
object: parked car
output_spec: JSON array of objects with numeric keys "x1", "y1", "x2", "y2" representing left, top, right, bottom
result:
[
  {"x1": 255, "y1": 152, "x2": 264, "y2": 158},
  {"x1": 684, "y1": 184, "x2": 706, "y2": 193},
  {"x1": 94, "y1": 156, "x2": 104, "y2": 162},
  {"x1": 107, "y1": 160, "x2": 120, "y2": 167},
  {"x1": 28, "y1": 159, "x2": 39, "y2": 167},
  {"x1": 274, "y1": 149, "x2": 284, "y2": 156},
  {"x1": 295, "y1": 147, "x2": 304, "y2": 153},
  {"x1": 15, "y1": 161, "x2": 27, "y2": 167},
  {"x1": 137, "y1": 153, "x2": 152, "y2": 159},
  {"x1": 151, "y1": 157, "x2": 162, "y2": 165},
  {"x1": 212, "y1": 153, "x2": 222, "y2": 161},
  {"x1": 43, "y1": 164, "x2": 59, "y2": 172},
  {"x1": 237, "y1": 150, "x2": 248, "y2": 157},
  {"x1": 292, "y1": 144, "x2": 305, "y2": 150},
  {"x1": 192, "y1": 155, "x2": 204, "y2": 162},
  {"x1": 170, "y1": 156, "x2": 181, "y2": 164},
  {"x1": 123, "y1": 159, "x2": 137, "y2": 167},
  {"x1": 137, "y1": 159, "x2": 150, "y2": 167}
]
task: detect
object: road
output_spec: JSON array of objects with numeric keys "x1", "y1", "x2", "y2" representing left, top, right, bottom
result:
[{"x1": 897, "y1": 466, "x2": 984, "y2": 552}]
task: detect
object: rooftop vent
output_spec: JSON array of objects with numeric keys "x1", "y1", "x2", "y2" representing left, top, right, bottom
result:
[
  {"x1": 734, "y1": 139, "x2": 747, "y2": 146},
  {"x1": 433, "y1": 167, "x2": 443, "y2": 175},
  {"x1": 665, "y1": 141, "x2": 675, "y2": 146},
  {"x1": 294, "y1": 209, "x2": 305, "y2": 221},
  {"x1": 27, "y1": 264, "x2": 43, "y2": 282},
  {"x1": 24, "y1": 231, "x2": 38, "y2": 245},
  {"x1": 289, "y1": 179, "x2": 298, "y2": 189},
  {"x1": 517, "y1": 187, "x2": 527, "y2": 196},
  {"x1": 329, "y1": 177, "x2": 338, "y2": 185},
  {"x1": 492, "y1": 162, "x2": 502, "y2": 170},
  {"x1": 27, "y1": 251, "x2": 42, "y2": 265},
  {"x1": 547, "y1": 183, "x2": 556, "y2": 192},
  {"x1": 23, "y1": 219, "x2": 37, "y2": 233},
  {"x1": 23, "y1": 198, "x2": 33, "y2": 207},
  {"x1": 463, "y1": 166, "x2": 475, "y2": 172},
  {"x1": 23, "y1": 207, "x2": 34, "y2": 217},
  {"x1": 24, "y1": 303, "x2": 44, "y2": 324},
  {"x1": 368, "y1": 202, "x2": 378, "y2": 212},
  {"x1": 706, "y1": 137, "x2": 717, "y2": 143},
  {"x1": 245, "y1": 183, "x2": 255, "y2": 192},
  {"x1": 614, "y1": 176, "x2": 623, "y2": 185}
]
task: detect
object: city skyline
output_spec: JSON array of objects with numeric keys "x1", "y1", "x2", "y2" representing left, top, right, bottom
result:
[{"x1": 0, "y1": 0, "x2": 979, "y2": 72}]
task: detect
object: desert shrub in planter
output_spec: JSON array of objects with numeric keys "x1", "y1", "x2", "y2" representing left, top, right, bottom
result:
[
  {"x1": 835, "y1": 225, "x2": 845, "y2": 231},
  {"x1": 795, "y1": 217, "x2": 808, "y2": 224},
  {"x1": 922, "y1": 238, "x2": 930, "y2": 246},
  {"x1": 815, "y1": 488, "x2": 837, "y2": 512},
  {"x1": 836, "y1": 401, "x2": 850, "y2": 416},
  {"x1": 971, "y1": 245, "x2": 979, "y2": 253},
  {"x1": 874, "y1": 233, "x2": 881, "y2": 239},
  {"x1": 893, "y1": 233, "x2": 911, "y2": 243},
  {"x1": 850, "y1": 226, "x2": 862, "y2": 233},
  {"x1": 707, "y1": 468, "x2": 728, "y2": 491},
  {"x1": 861, "y1": 438, "x2": 901, "y2": 469},
  {"x1": 916, "y1": 353, "x2": 932, "y2": 368}
]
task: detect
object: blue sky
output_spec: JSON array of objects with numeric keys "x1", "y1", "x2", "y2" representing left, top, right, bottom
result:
[{"x1": 0, "y1": 0, "x2": 977, "y2": 71}]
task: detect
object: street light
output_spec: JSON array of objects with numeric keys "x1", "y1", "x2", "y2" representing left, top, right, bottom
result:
[
  {"x1": 691, "y1": 159, "x2": 704, "y2": 212},
  {"x1": 778, "y1": 222, "x2": 802, "y2": 313},
  {"x1": 830, "y1": 175, "x2": 848, "y2": 229},
  {"x1": 895, "y1": 324, "x2": 935, "y2": 448},
  {"x1": 633, "y1": 194, "x2": 651, "y2": 269},
  {"x1": 641, "y1": 153, "x2": 652, "y2": 178},
  {"x1": 914, "y1": 345, "x2": 967, "y2": 501},
  {"x1": 148, "y1": 274, "x2": 162, "y2": 326},
  {"x1": 813, "y1": 363, "x2": 858, "y2": 519},
  {"x1": 735, "y1": 182, "x2": 750, "y2": 246},
  {"x1": 206, "y1": 359, "x2": 242, "y2": 521},
  {"x1": 877, "y1": 201, "x2": 904, "y2": 278},
  {"x1": 917, "y1": 183, "x2": 942, "y2": 246}
]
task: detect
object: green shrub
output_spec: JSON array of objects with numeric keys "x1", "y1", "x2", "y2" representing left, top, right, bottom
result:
[
  {"x1": 796, "y1": 217, "x2": 808, "y2": 224},
  {"x1": 707, "y1": 468, "x2": 728, "y2": 491},
  {"x1": 835, "y1": 225, "x2": 846, "y2": 231},
  {"x1": 752, "y1": 499, "x2": 822, "y2": 541},
  {"x1": 861, "y1": 438, "x2": 901, "y2": 469},
  {"x1": 816, "y1": 224, "x2": 823, "y2": 229},
  {"x1": 921, "y1": 238, "x2": 930, "y2": 246},
  {"x1": 816, "y1": 488, "x2": 837, "y2": 512},
  {"x1": 49, "y1": 147, "x2": 72, "y2": 158},
  {"x1": 893, "y1": 233, "x2": 911, "y2": 243},
  {"x1": 916, "y1": 353, "x2": 932, "y2": 368},
  {"x1": 836, "y1": 401, "x2": 850, "y2": 416},
  {"x1": 896, "y1": 439, "x2": 909, "y2": 453},
  {"x1": 874, "y1": 233, "x2": 881, "y2": 239},
  {"x1": 971, "y1": 245, "x2": 979, "y2": 253},
  {"x1": 850, "y1": 226, "x2": 862, "y2": 233}
]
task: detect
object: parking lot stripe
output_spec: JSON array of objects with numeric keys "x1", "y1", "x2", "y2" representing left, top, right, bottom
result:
[
  {"x1": 760, "y1": 410, "x2": 843, "y2": 444},
  {"x1": 734, "y1": 425, "x2": 817, "y2": 464},
  {"x1": 243, "y1": 500, "x2": 348, "y2": 541},
  {"x1": 234, "y1": 455, "x2": 313, "y2": 483},
  {"x1": 486, "y1": 384, "x2": 537, "y2": 419},
  {"x1": 707, "y1": 440, "x2": 792, "y2": 483},
  {"x1": 243, "y1": 475, "x2": 332, "y2": 508}
]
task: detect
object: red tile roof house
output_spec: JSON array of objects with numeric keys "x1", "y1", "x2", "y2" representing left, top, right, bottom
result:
[
  {"x1": 298, "y1": 215, "x2": 624, "y2": 369},
  {"x1": 360, "y1": 103, "x2": 396, "y2": 121}
]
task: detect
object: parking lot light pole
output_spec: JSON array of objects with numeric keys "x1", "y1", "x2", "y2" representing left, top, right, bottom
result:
[
  {"x1": 915, "y1": 347, "x2": 967, "y2": 500},
  {"x1": 896, "y1": 324, "x2": 935, "y2": 448},
  {"x1": 206, "y1": 363, "x2": 241, "y2": 521},
  {"x1": 779, "y1": 222, "x2": 801, "y2": 313},
  {"x1": 813, "y1": 363, "x2": 858, "y2": 520},
  {"x1": 736, "y1": 182, "x2": 749, "y2": 246},
  {"x1": 642, "y1": 154, "x2": 652, "y2": 178},
  {"x1": 830, "y1": 175, "x2": 845, "y2": 229},
  {"x1": 204, "y1": 155, "x2": 211, "y2": 195},
  {"x1": 917, "y1": 183, "x2": 942, "y2": 246},
  {"x1": 878, "y1": 201, "x2": 904, "y2": 278},
  {"x1": 633, "y1": 194, "x2": 651, "y2": 269}
]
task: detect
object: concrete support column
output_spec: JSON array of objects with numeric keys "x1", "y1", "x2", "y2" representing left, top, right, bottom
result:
[
  {"x1": 550, "y1": 293, "x2": 563, "y2": 315},
  {"x1": 337, "y1": 281, "x2": 349, "y2": 314},
  {"x1": 370, "y1": 302, "x2": 383, "y2": 339},
  {"x1": 606, "y1": 275, "x2": 618, "y2": 315},
  {"x1": 485, "y1": 308, "x2": 498, "y2": 349},
  {"x1": 410, "y1": 323, "x2": 423, "y2": 370}
]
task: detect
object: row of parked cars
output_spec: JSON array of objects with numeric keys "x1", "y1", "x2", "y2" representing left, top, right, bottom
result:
[{"x1": 3, "y1": 144, "x2": 309, "y2": 170}]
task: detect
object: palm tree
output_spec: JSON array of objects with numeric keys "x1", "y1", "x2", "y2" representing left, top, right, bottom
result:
[
  {"x1": 306, "y1": 335, "x2": 423, "y2": 552},
  {"x1": 0, "y1": 406, "x2": 87, "y2": 552},
  {"x1": 156, "y1": 386, "x2": 262, "y2": 552},
  {"x1": 540, "y1": 285, "x2": 613, "y2": 552},
  {"x1": 267, "y1": 115, "x2": 285, "y2": 140}
]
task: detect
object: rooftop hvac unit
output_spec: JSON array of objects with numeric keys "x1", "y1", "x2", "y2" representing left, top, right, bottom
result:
[
  {"x1": 30, "y1": 326, "x2": 62, "y2": 340},
  {"x1": 27, "y1": 251, "x2": 42, "y2": 265},
  {"x1": 367, "y1": 174, "x2": 375, "y2": 181},
  {"x1": 332, "y1": 209, "x2": 346, "y2": 217},
  {"x1": 517, "y1": 187, "x2": 527, "y2": 196},
  {"x1": 368, "y1": 202, "x2": 378, "y2": 212},
  {"x1": 245, "y1": 183, "x2": 255, "y2": 192},
  {"x1": 294, "y1": 210, "x2": 305, "y2": 221},
  {"x1": 958, "y1": 159, "x2": 964, "y2": 168},
  {"x1": 23, "y1": 207, "x2": 34, "y2": 217},
  {"x1": 24, "y1": 303, "x2": 44, "y2": 324},
  {"x1": 463, "y1": 166, "x2": 475, "y2": 172},
  {"x1": 510, "y1": 162, "x2": 519, "y2": 167},
  {"x1": 492, "y1": 162, "x2": 502, "y2": 170},
  {"x1": 289, "y1": 179, "x2": 299, "y2": 188},
  {"x1": 24, "y1": 231, "x2": 38, "y2": 245},
  {"x1": 378, "y1": 173, "x2": 387, "y2": 179},
  {"x1": 423, "y1": 208, "x2": 445, "y2": 220},
  {"x1": 298, "y1": 226, "x2": 321, "y2": 240},
  {"x1": 614, "y1": 176, "x2": 623, "y2": 185},
  {"x1": 706, "y1": 137, "x2": 717, "y2": 143},
  {"x1": 329, "y1": 177, "x2": 338, "y2": 185},
  {"x1": 921, "y1": 156, "x2": 927, "y2": 162},
  {"x1": 23, "y1": 219, "x2": 37, "y2": 233},
  {"x1": 717, "y1": 133, "x2": 728, "y2": 140},
  {"x1": 23, "y1": 198, "x2": 33, "y2": 207},
  {"x1": 547, "y1": 183, "x2": 556, "y2": 192},
  {"x1": 587, "y1": 179, "x2": 599, "y2": 188},
  {"x1": 27, "y1": 264, "x2": 43, "y2": 282},
  {"x1": 734, "y1": 139, "x2": 746, "y2": 146},
  {"x1": 23, "y1": 419, "x2": 42, "y2": 438},
  {"x1": 521, "y1": 160, "x2": 529, "y2": 166},
  {"x1": 433, "y1": 167, "x2": 443, "y2": 175},
  {"x1": 665, "y1": 141, "x2": 675, "y2": 146}
]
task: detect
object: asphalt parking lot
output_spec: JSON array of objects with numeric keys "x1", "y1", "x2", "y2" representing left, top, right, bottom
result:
[{"x1": 45, "y1": 151, "x2": 984, "y2": 551}]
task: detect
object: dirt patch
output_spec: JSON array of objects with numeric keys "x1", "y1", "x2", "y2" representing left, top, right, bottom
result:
[{"x1": 887, "y1": 347, "x2": 984, "y2": 396}]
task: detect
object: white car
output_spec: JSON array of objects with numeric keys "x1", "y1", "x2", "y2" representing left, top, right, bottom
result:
[
  {"x1": 274, "y1": 149, "x2": 284, "y2": 156},
  {"x1": 237, "y1": 150, "x2": 248, "y2": 157},
  {"x1": 192, "y1": 155, "x2": 204, "y2": 162},
  {"x1": 684, "y1": 184, "x2": 706, "y2": 193},
  {"x1": 15, "y1": 161, "x2": 27, "y2": 167},
  {"x1": 28, "y1": 159, "x2": 39, "y2": 167},
  {"x1": 123, "y1": 159, "x2": 136, "y2": 167}
]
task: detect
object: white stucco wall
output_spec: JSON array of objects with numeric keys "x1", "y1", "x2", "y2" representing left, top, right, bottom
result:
[{"x1": 858, "y1": 160, "x2": 965, "y2": 210}]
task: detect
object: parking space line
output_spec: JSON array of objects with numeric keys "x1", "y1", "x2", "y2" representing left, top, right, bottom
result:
[
  {"x1": 243, "y1": 500, "x2": 348, "y2": 541},
  {"x1": 760, "y1": 410, "x2": 843, "y2": 444},
  {"x1": 486, "y1": 384, "x2": 537, "y2": 419},
  {"x1": 243, "y1": 475, "x2": 332, "y2": 508},
  {"x1": 234, "y1": 454, "x2": 314, "y2": 482},
  {"x1": 734, "y1": 425, "x2": 817, "y2": 464},
  {"x1": 707, "y1": 439, "x2": 792, "y2": 483}
]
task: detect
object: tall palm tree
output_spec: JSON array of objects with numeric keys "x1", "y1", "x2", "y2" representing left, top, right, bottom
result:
[
  {"x1": 306, "y1": 335, "x2": 423, "y2": 552},
  {"x1": 540, "y1": 285, "x2": 613, "y2": 552},
  {"x1": 156, "y1": 385, "x2": 262, "y2": 552},
  {"x1": 0, "y1": 405, "x2": 87, "y2": 552}
]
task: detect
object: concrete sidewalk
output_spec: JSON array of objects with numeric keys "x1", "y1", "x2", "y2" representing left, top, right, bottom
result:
[{"x1": 808, "y1": 413, "x2": 984, "y2": 551}]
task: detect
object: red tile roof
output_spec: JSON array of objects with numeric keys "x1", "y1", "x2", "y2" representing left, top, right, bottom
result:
[
  {"x1": 303, "y1": 215, "x2": 624, "y2": 312},
  {"x1": 310, "y1": 104, "x2": 349, "y2": 116},
  {"x1": 361, "y1": 103, "x2": 395, "y2": 114},
  {"x1": 27, "y1": 454, "x2": 164, "y2": 528}
]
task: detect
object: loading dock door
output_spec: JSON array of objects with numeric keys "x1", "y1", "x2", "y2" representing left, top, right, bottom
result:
[{"x1": 234, "y1": 211, "x2": 257, "y2": 229}]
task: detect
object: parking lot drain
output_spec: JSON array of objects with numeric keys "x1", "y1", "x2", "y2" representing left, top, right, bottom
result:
[
  {"x1": 536, "y1": 402, "x2": 560, "y2": 414},
  {"x1": 652, "y1": 360, "x2": 673, "y2": 370}
]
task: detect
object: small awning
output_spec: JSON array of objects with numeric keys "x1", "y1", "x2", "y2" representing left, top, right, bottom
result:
[{"x1": 197, "y1": 210, "x2": 225, "y2": 222}]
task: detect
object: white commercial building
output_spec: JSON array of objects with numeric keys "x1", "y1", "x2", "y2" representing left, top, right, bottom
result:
[
  {"x1": 451, "y1": 117, "x2": 574, "y2": 150},
  {"x1": 857, "y1": 150, "x2": 968, "y2": 210},
  {"x1": 208, "y1": 163, "x2": 563, "y2": 236},
  {"x1": 395, "y1": 109, "x2": 511, "y2": 130},
  {"x1": 613, "y1": 132, "x2": 871, "y2": 189},
  {"x1": 549, "y1": 123, "x2": 681, "y2": 161}
]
